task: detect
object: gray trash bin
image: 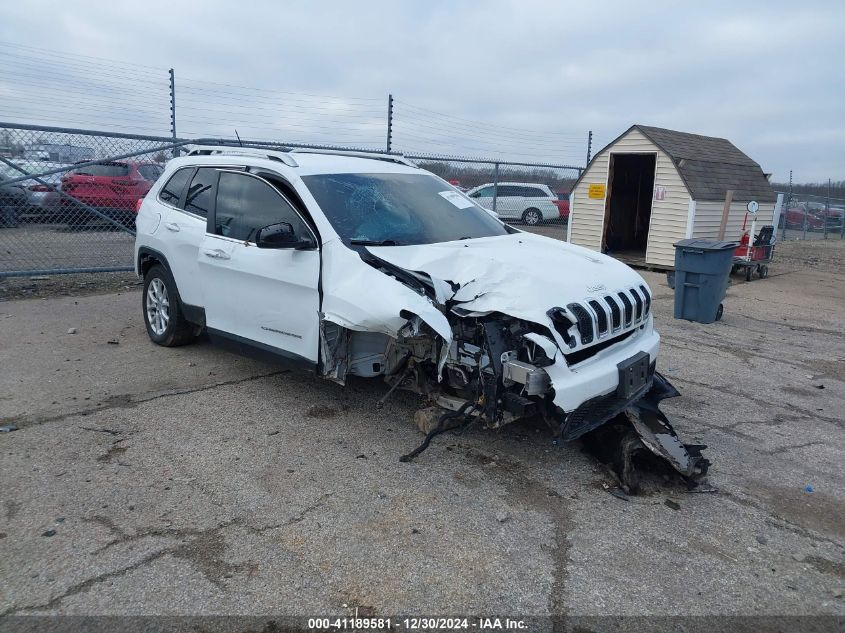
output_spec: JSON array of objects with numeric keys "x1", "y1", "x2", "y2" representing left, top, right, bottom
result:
[{"x1": 673, "y1": 239, "x2": 738, "y2": 323}]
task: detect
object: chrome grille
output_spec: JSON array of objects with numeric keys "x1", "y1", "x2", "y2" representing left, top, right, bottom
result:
[
  {"x1": 631, "y1": 288, "x2": 644, "y2": 321},
  {"x1": 640, "y1": 285, "x2": 651, "y2": 316},
  {"x1": 617, "y1": 292, "x2": 633, "y2": 326},
  {"x1": 567, "y1": 303, "x2": 594, "y2": 345},
  {"x1": 588, "y1": 299, "x2": 608, "y2": 335},
  {"x1": 604, "y1": 295, "x2": 621, "y2": 330},
  {"x1": 565, "y1": 286, "x2": 651, "y2": 352}
]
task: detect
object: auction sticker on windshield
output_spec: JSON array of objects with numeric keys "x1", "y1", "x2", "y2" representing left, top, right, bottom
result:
[{"x1": 439, "y1": 190, "x2": 474, "y2": 209}]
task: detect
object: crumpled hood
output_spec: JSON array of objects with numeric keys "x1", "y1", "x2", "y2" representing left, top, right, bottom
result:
[{"x1": 367, "y1": 232, "x2": 648, "y2": 325}]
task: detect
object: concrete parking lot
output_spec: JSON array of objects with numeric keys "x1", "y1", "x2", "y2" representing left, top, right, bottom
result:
[
  {"x1": 0, "y1": 224, "x2": 134, "y2": 275},
  {"x1": 0, "y1": 239, "x2": 843, "y2": 625}
]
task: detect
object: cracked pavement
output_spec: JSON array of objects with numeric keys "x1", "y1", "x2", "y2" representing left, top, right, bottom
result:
[{"x1": 0, "y1": 239, "x2": 843, "y2": 620}]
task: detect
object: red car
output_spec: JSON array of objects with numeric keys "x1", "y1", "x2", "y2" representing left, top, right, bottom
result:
[
  {"x1": 61, "y1": 160, "x2": 164, "y2": 228},
  {"x1": 783, "y1": 204, "x2": 843, "y2": 232},
  {"x1": 554, "y1": 190, "x2": 570, "y2": 221}
]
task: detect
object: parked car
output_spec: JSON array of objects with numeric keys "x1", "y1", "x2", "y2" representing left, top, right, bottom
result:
[
  {"x1": 61, "y1": 160, "x2": 164, "y2": 228},
  {"x1": 24, "y1": 173, "x2": 64, "y2": 222},
  {"x1": 465, "y1": 182, "x2": 559, "y2": 225},
  {"x1": 5, "y1": 161, "x2": 68, "y2": 222},
  {"x1": 554, "y1": 190, "x2": 571, "y2": 222},
  {"x1": 783, "y1": 203, "x2": 844, "y2": 232},
  {"x1": 133, "y1": 146, "x2": 709, "y2": 490}
]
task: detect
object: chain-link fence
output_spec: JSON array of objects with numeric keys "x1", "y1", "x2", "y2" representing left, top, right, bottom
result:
[
  {"x1": 0, "y1": 124, "x2": 190, "y2": 276},
  {"x1": 0, "y1": 123, "x2": 584, "y2": 277},
  {"x1": 775, "y1": 191, "x2": 845, "y2": 241}
]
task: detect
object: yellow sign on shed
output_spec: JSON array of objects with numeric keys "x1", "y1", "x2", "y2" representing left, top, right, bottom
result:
[{"x1": 587, "y1": 183, "x2": 606, "y2": 199}]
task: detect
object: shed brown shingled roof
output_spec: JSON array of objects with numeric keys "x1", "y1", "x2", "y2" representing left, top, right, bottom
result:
[
  {"x1": 635, "y1": 125, "x2": 777, "y2": 203},
  {"x1": 575, "y1": 125, "x2": 777, "y2": 203}
]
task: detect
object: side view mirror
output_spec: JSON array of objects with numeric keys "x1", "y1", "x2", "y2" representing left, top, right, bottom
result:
[{"x1": 255, "y1": 222, "x2": 314, "y2": 250}]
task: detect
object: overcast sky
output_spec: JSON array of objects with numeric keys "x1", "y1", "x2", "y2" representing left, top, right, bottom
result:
[{"x1": 1, "y1": 0, "x2": 841, "y2": 181}]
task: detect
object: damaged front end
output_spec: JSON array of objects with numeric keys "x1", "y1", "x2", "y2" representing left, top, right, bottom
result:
[
  {"x1": 578, "y1": 373, "x2": 710, "y2": 492},
  {"x1": 318, "y1": 236, "x2": 710, "y2": 491}
]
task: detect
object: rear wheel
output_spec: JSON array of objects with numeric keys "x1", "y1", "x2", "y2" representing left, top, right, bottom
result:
[
  {"x1": 143, "y1": 264, "x2": 196, "y2": 346},
  {"x1": 715, "y1": 304, "x2": 724, "y2": 321},
  {"x1": 745, "y1": 266, "x2": 753, "y2": 282},
  {"x1": 759, "y1": 265, "x2": 769, "y2": 279},
  {"x1": 522, "y1": 208, "x2": 542, "y2": 225}
]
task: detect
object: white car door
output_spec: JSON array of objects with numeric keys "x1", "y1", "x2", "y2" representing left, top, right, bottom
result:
[
  {"x1": 495, "y1": 185, "x2": 521, "y2": 220},
  {"x1": 159, "y1": 166, "x2": 214, "y2": 307},
  {"x1": 198, "y1": 170, "x2": 320, "y2": 364},
  {"x1": 519, "y1": 185, "x2": 557, "y2": 222}
]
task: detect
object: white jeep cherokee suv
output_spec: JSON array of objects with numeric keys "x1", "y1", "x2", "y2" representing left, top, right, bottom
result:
[
  {"x1": 465, "y1": 181, "x2": 559, "y2": 225},
  {"x1": 135, "y1": 146, "x2": 707, "y2": 487}
]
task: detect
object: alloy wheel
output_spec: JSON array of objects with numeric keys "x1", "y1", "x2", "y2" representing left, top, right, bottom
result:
[
  {"x1": 525, "y1": 210, "x2": 541, "y2": 225},
  {"x1": 146, "y1": 278, "x2": 170, "y2": 335}
]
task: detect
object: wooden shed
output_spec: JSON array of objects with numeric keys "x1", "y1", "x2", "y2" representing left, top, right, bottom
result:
[{"x1": 567, "y1": 125, "x2": 780, "y2": 268}]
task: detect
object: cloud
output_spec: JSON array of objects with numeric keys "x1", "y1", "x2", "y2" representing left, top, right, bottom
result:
[{"x1": 0, "y1": 0, "x2": 841, "y2": 180}]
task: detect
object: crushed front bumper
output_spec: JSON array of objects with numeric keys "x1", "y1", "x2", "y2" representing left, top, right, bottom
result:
[{"x1": 566, "y1": 372, "x2": 710, "y2": 489}]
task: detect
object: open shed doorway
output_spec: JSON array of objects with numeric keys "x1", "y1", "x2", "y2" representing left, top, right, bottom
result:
[{"x1": 603, "y1": 153, "x2": 656, "y2": 263}]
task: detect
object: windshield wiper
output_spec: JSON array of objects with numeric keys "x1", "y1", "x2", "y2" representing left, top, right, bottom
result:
[{"x1": 349, "y1": 239, "x2": 402, "y2": 246}]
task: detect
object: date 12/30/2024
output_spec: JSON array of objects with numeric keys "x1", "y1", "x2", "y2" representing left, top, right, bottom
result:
[{"x1": 307, "y1": 617, "x2": 528, "y2": 630}]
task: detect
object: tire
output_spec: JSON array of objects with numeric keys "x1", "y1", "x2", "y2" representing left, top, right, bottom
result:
[
  {"x1": 715, "y1": 304, "x2": 724, "y2": 321},
  {"x1": 522, "y1": 208, "x2": 542, "y2": 225},
  {"x1": 142, "y1": 264, "x2": 196, "y2": 347},
  {"x1": 759, "y1": 265, "x2": 769, "y2": 279},
  {"x1": 745, "y1": 266, "x2": 752, "y2": 282}
]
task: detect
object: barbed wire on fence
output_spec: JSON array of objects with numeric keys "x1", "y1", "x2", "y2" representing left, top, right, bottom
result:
[
  {"x1": 391, "y1": 98, "x2": 589, "y2": 166},
  {"x1": 2, "y1": 39, "x2": 838, "y2": 282},
  {"x1": 0, "y1": 39, "x2": 593, "y2": 161}
]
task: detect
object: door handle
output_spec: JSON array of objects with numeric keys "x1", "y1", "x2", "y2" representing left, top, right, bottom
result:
[
  {"x1": 203, "y1": 248, "x2": 230, "y2": 260},
  {"x1": 164, "y1": 222, "x2": 180, "y2": 232}
]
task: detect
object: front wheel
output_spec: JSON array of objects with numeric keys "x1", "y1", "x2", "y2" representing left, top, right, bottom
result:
[
  {"x1": 522, "y1": 208, "x2": 542, "y2": 225},
  {"x1": 143, "y1": 264, "x2": 196, "y2": 347}
]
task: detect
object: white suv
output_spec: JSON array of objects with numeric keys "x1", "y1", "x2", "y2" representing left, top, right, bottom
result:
[
  {"x1": 134, "y1": 146, "x2": 708, "y2": 487},
  {"x1": 465, "y1": 182, "x2": 559, "y2": 225}
]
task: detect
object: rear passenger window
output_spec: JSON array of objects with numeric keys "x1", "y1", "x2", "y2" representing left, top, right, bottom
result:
[
  {"x1": 184, "y1": 168, "x2": 218, "y2": 218},
  {"x1": 158, "y1": 168, "x2": 191, "y2": 206},
  {"x1": 71, "y1": 162, "x2": 128, "y2": 177},
  {"x1": 139, "y1": 165, "x2": 163, "y2": 181},
  {"x1": 215, "y1": 172, "x2": 305, "y2": 242}
]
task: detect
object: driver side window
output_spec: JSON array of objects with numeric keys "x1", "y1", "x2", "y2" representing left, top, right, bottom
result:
[{"x1": 214, "y1": 172, "x2": 306, "y2": 242}]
